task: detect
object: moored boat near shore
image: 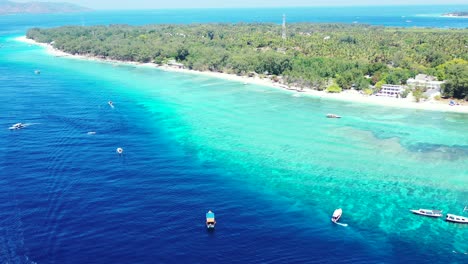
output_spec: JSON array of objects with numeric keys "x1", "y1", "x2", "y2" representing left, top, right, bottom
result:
[
  {"x1": 410, "y1": 209, "x2": 443, "y2": 218},
  {"x1": 326, "y1": 114, "x2": 341, "y2": 118},
  {"x1": 445, "y1": 214, "x2": 468, "y2": 224}
]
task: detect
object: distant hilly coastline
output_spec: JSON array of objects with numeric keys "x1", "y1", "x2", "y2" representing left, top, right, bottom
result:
[{"x1": 0, "y1": 0, "x2": 91, "y2": 15}]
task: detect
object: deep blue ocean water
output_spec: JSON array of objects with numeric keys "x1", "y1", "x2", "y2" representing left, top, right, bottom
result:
[{"x1": 0, "y1": 6, "x2": 467, "y2": 264}]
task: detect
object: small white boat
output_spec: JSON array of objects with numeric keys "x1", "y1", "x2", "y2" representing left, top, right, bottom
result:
[
  {"x1": 116, "y1": 147, "x2": 123, "y2": 154},
  {"x1": 206, "y1": 210, "x2": 216, "y2": 229},
  {"x1": 108, "y1": 101, "x2": 114, "y2": 108},
  {"x1": 34, "y1": 70, "x2": 40, "y2": 74},
  {"x1": 326, "y1": 114, "x2": 341, "y2": 119},
  {"x1": 331, "y1": 208, "x2": 342, "y2": 223},
  {"x1": 410, "y1": 209, "x2": 443, "y2": 218},
  {"x1": 9, "y1": 123, "x2": 25, "y2": 130},
  {"x1": 446, "y1": 214, "x2": 468, "y2": 224}
]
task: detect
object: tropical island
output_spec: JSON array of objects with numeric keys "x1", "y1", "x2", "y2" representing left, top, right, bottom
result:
[
  {"x1": 442, "y1": 11, "x2": 468, "y2": 17},
  {"x1": 0, "y1": 0, "x2": 90, "y2": 15},
  {"x1": 26, "y1": 23, "x2": 468, "y2": 103}
]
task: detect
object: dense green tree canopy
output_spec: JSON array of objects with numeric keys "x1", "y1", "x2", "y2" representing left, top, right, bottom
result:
[
  {"x1": 442, "y1": 64, "x2": 468, "y2": 99},
  {"x1": 27, "y1": 23, "x2": 468, "y2": 98}
]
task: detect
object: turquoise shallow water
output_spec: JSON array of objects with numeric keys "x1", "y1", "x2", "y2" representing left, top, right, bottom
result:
[
  {"x1": 129, "y1": 65, "x2": 468, "y2": 254},
  {"x1": 0, "y1": 8, "x2": 467, "y2": 263},
  {"x1": 14, "y1": 38, "x2": 468, "y2": 253}
]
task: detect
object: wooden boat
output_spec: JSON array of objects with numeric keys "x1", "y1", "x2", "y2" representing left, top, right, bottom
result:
[
  {"x1": 326, "y1": 114, "x2": 341, "y2": 119},
  {"x1": 331, "y1": 208, "x2": 342, "y2": 223},
  {"x1": 446, "y1": 214, "x2": 468, "y2": 224},
  {"x1": 410, "y1": 209, "x2": 443, "y2": 218},
  {"x1": 206, "y1": 210, "x2": 216, "y2": 229}
]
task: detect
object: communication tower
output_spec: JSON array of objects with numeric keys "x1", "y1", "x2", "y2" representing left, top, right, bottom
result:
[{"x1": 282, "y1": 14, "x2": 286, "y2": 40}]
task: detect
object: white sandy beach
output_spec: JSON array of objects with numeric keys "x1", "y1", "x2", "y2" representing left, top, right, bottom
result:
[{"x1": 16, "y1": 36, "x2": 468, "y2": 114}]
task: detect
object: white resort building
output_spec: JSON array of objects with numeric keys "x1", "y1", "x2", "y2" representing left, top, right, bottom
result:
[
  {"x1": 407, "y1": 74, "x2": 444, "y2": 90},
  {"x1": 376, "y1": 84, "x2": 404, "y2": 97}
]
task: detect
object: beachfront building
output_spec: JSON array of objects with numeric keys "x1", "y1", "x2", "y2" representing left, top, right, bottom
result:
[
  {"x1": 407, "y1": 74, "x2": 444, "y2": 90},
  {"x1": 376, "y1": 84, "x2": 404, "y2": 98},
  {"x1": 407, "y1": 74, "x2": 445, "y2": 99}
]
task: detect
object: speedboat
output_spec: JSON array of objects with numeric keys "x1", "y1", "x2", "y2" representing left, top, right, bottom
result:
[
  {"x1": 410, "y1": 209, "x2": 443, "y2": 218},
  {"x1": 446, "y1": 214, "x2": 468, "y2": 224},
  {"x1": 34, "y1": 70, "x2": 40, "y2": 74},
  {"x1": 326, "y1": 114, "x2": 341, "y2": 118},
  {"x1": 331, "y1": 208, "x2": 342, "y2": 223},
  {"x1": 206, "y1": 210, "x2": 216, "y2": 229},
  {"x1": 9, "y1": 123, "x2": 25, "y2": 130}
]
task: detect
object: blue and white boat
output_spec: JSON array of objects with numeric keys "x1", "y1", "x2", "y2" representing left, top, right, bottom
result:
[{"x1": 206, "y1": 210, "x2": 216, "y2": 229}]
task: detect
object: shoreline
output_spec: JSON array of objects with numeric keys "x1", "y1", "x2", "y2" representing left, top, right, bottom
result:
[{"x1": 16, "y1": 36, "x2": 468, "y2": 114}]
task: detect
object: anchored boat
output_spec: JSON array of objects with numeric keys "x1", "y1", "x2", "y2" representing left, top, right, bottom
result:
[
  {"x1": 326, "y1": 114, "x2": 341, "y2": 118},
  {"x1": 206, "y1": 210, "x2": 216, "y2": 229},
  {"x1": 331, "y1": 208, "x2": 342, "y2": 223},
  {"x1": 410, "y1": 209, "x2": 443, "y2": 218},
  {"x1": 446, "y1": 214, "x2": 468, "y2": 224},
  {"x1": 331, "y1": 208, "x2": 348, "y2": 226}
]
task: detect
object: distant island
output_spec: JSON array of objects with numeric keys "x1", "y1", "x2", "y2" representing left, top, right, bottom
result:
[
  {"x1": 26, "y1": 24, "x2": 468, "y2": 100},
  {"x1": 0, "y1": 0, "x2": 90, "y2": 15},
  {"x1": 442, "y1": 11, "x2": 468, "y2": 17}
]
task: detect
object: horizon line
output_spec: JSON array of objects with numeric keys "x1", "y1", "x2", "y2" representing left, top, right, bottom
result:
[{"x1": 87, "y1": 4, "x2": 468, "y2": 11}]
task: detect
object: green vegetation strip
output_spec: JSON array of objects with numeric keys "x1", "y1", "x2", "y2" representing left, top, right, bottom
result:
[{"x1": 27, "y1": 24, "x2": 468, "y2": 99}]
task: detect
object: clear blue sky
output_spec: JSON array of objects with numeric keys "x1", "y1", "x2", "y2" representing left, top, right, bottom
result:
[{"x1": 13, "y1": 0, "x2": 468, "y2": 9}]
